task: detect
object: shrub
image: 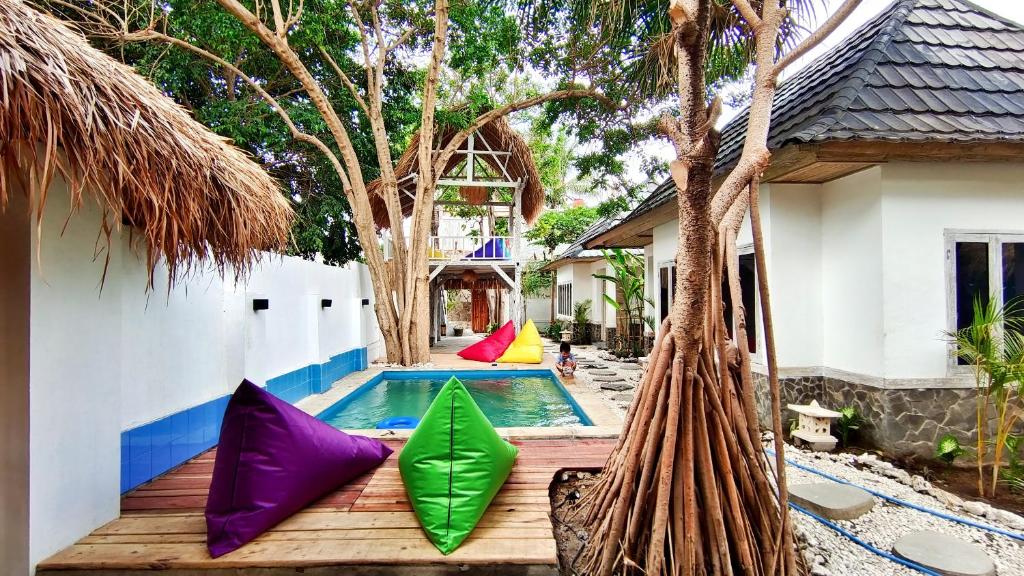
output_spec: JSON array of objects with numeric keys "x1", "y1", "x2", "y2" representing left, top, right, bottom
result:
[
  {"x1": 935, "y1": 433, "x2": 966, "y2": 466},
  {"x1": 835, "y1": 406, "x2": 863, "y2": 448},
  {"x1": 999, "y1": 434, "x2": 1024, "y2": 492}
]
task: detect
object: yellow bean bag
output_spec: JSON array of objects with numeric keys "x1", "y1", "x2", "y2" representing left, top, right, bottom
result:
[{"x1": 496, "y1": 320, "x2": 544, "y2": 364}]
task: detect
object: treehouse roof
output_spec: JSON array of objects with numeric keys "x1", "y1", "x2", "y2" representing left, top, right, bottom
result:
[
  {"x1": 367, "y1": 115, "x2": 544, "y2": 229},
  {"x1": 0, "y1": 0, "x2": 292, "y2": 281}
]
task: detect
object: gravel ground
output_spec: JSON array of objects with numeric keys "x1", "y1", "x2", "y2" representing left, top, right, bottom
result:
[
  {"x1": 554, "y1": 340, "x2": 1024, "y2": 575},
  {"x1": 780, "y1": 442, "x2": 1024, "y2": 576}
]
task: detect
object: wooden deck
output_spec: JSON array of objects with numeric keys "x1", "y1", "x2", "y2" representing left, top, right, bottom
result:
[{"x1": 38, "y1": 438, "x2": 615, "y2": 575}]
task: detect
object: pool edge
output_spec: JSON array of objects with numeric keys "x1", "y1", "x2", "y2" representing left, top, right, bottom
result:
[{"x1": 295, "y1": 366, "x2": 623, "y2": 439}]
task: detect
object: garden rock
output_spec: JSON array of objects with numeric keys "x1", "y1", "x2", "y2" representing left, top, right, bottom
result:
[
  {"x1": 600, "y1": 382, "x2": 634, "y2": 392},
  {"x1": 788, "y1": 483, "x2": 875, "y2": 520},
  {"x1": 910, "y1": 475, "x2": 930, "y2": 493},
  {"x1": 961, "y1": 500, "x2": 988, "y2": 518},
  {"x1": 611, "y1": 392, "x2": 634, "y2": 403},
  {"x1": 891, "y1": 531, "x2": 995, "y2": 576}
]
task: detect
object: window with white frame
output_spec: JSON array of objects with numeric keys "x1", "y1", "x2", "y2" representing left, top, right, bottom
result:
[
  {"x1": 558, "y1": 283, "x2": 573, "y2": 317},
  {"x1": 947, "y1": 231, "x2": 1024, "y2": 366}
]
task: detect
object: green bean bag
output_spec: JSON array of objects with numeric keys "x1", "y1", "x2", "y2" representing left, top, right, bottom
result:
[{"x1": 398, "y1": 376, "x2": 518, "y2": 554}]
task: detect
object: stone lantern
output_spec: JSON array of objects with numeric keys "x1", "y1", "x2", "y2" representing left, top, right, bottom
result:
[{"x1": 787, "y1": 400, "x2": 841, "y2": 452}]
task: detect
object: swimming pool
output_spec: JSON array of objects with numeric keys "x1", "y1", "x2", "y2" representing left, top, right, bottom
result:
[{"x1": 316, "y1": 370, "x2": 593, "y2": 429}]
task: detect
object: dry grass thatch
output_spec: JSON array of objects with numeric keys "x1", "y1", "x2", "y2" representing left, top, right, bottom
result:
[
  {"x1": 367, "y1": 115, "x2": 543, "y2": 229},
  {"x1": 0, "y1": 0, "x2": 292, "y2": 284}
]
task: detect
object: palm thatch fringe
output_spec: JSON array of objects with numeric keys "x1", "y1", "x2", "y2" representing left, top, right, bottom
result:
[
  {"x1": 367, "y1": 115, "x2": 543, "y2": 229},
  {"x1": 0, "y1": 0, "x2": 292, "y2": 285}
]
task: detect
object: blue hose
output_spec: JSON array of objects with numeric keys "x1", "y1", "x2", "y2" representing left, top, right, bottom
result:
[
  {"x1": 788, "y1": 501, "x2": 942, "y2": 576},
  {"x1": 767, "y1": 449, "x2": 1024, "y2": 542}
]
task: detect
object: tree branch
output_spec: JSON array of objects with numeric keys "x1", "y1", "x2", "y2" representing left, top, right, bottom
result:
[
  {"x1": 270, "y1": 0, "x2": 286, "y2": 37},
  {"x1": 728, "y1": 0, "x2": 762, "y2": 29},
  {"x1": 773, "y1": 0, "x2": 862, "y2": 76},
  {"x1": 318, "y1": 46, "x2": 370, "y2": 116}
]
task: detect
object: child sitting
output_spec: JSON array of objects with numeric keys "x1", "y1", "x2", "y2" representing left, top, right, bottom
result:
[{"x1": 555, "y1": 341, "x2": 577, "y2": 378}]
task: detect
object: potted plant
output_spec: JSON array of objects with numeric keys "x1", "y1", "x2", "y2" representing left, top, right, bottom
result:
[{"x1": 453, "y1": 326, "x2": 465, "y2": 337}]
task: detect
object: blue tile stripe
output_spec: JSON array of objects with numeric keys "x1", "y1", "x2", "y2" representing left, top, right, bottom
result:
[
  {"x1": 120, "y1": 346, "x2": 368, "y2": 494},
  {"x1": 121, "y1": 394, "x2": 229, "y2": 494},
  {"x1": 266, "y1": 347, "x2": 367, "y2": 403}
]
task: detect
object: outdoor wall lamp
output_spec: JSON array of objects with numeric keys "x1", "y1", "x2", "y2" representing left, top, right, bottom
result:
[
  {"x1": 321, "y1": 299, "x2": 333, "y2": 309},
  {"x1": 252, "y1": 298, "x2": 270, "y2": 312},
  {"x1": 361, "y1": 298, "x2": 370, "y2": 306}
]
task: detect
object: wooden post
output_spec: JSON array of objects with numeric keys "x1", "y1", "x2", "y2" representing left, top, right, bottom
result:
[{"x1": 510, "y1": 181, "x2": 525, "y2": 331}]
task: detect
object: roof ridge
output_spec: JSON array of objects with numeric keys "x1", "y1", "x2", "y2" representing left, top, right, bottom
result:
[{"x1": 794, "y1": 0, "x2": 918, "y2": 142}]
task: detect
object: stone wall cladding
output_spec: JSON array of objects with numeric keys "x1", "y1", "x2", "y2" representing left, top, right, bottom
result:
[{"x1": 753, "y1": 372, "x2": 978, "y2": 459}]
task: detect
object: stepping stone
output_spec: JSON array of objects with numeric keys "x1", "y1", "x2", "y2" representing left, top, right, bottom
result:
[
  {"x1": 788, "y1": 483, "x2": 874, "y2": 520},
  {"x1": 892, "y1": 531, "x2": 995, "y2": 576},
  {"x1": 589, "y1": 370, "x2": 616, "y2": 376},
  {"x1": 600, "y1": 382, "x2": 634, "y2": 392},
  {"x1": 581, "y1": 363, "x2": 607, "y2": 369},
  {"x1": 593, "y1": 375, "x2": 624, "y2": 382},
  {"x1": 619, "y1": 364, "x2": 641, "y2": 371},
  {"x1": 612, "y1": 392, "x2": 635, "y2": 403}
]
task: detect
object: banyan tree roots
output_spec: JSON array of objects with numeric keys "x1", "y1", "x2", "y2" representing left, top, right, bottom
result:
[{"x1": 574, "y1": 313, "x2": 800, "y2": 576}]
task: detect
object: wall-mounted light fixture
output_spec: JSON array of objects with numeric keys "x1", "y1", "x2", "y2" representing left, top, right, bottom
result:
[
  {"x1": 252, "y1": 298, "x2": 270, "y2": 312},
  {"x1": 321, "y1": 299, "x2": 333, "y2": 309},
  {"x1": 361, "y1": 298, "x2": 370, "y2": 306}
]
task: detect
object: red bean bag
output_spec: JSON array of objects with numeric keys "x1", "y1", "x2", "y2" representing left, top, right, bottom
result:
[{"x1": 456, "y1": 320, "x2": 515, "y2": 362}]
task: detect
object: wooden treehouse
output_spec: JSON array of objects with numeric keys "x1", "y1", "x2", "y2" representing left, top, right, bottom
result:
[{"x1": 369, "y1": 117, "x2": 544, "y2": 343}]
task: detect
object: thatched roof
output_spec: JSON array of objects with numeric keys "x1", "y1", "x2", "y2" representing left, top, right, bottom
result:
[
  {"x1": 367, "y1": 115, "x2": 543, "y2": 229},
  {"x1": 0, "y1": 0, "x2": 292, "y2": 282}
]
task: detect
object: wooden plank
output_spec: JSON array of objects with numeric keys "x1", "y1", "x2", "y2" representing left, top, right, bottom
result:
[
  {"x1": 94, "y1": 510, "x2": 552, "y2": 535},
  {"x1": 79, "y1": 526, "x2": 556, "y2": 545},
  {"x1": 39, "y1": 538, "x2": 557, "y2": 570}
]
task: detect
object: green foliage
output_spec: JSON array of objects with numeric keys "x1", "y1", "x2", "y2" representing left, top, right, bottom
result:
[
  {"x1": 545, "y1": 319, "x2": 566, "y2": 339},
  {"x1": 572, "y1": 299, "x2": 593, "y2": 344},
  {"x1": 944, "y1": 295, "x2": 1024, "y2": 496},
  {"x1": 524, "y1": 205, "x2": 600, "y2": 253},
  {"x1": 935, "y1": 434, "x2": 966, "y2": 466},
  {"x1": 596, "y1": 248, "x2": 654, "y2": 356},
  {"x1": 46, "y1": 0, "x2": 550, "y2": 267},
  {"x1": 1000, "y1": 435, "x2": 1024, "y2": 492},
  {"x1": 835, "y1": 407, "x2": 863, "y2": 448},
  {"x1": 509, "y1": 0, "x2": 819, "y2": 193},
  {"x1": 522, "y1": 261, "x2": 553, "y2": 298}
]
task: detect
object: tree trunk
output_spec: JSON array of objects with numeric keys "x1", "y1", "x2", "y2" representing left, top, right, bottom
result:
[{"x1": 575, "y1": 1, "x2": 802, "y2": 574}]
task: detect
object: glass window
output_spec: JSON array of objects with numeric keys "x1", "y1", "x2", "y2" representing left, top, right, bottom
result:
[
  {"x1": 1002, "y1": 242, "x2": 1024, "y2": 319},
  {"x1": 739, "y1": 253, "x2": 757, "y2": 354},
  {"x1": 955, "y1": 241, "x2": 989, "y2": 333}
]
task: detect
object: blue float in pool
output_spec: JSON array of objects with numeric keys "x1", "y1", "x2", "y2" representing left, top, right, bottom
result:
[{"x1": 376, "y1": 416, "x2": 420, "y2": 429}]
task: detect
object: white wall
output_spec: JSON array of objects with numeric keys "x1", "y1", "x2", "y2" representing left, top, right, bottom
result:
[
  {"x1": 29, "y1": 184, "x2": 123, "y2": 571},
  {"x1": 1, "y1": 186, "x2": 31, "y2": 576},
  {"x1": 879, "y1": 162, "x2": 1024, "y2": 379},
  {"x1": 24, "y1": 180, "x2": 382, "y2": 572},
  {"x1": 525, "y1": 295, "x2": 552, "y2": 329},
  {"x1": 820, "y1": 167, "x2": 885, "y2": 377},
  {"x1": 765, "y1": 184, "x2": 823, "y2": 368}
]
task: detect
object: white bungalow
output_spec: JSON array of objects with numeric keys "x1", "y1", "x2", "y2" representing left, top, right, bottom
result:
[
  {"x1": 541, "y1": 217, "x2": 645, "y2": 345},
  {"x1": 588, "y1": 0, "x2": 1024, "y2": 456}
]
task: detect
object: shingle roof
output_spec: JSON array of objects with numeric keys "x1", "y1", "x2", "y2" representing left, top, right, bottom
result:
[
  {"x1": 716, "y1": 0, "x2": 1024, "y2": 170},
  {"x1": 595, "y1": 0, "x2": 1024, "y2": 244}
]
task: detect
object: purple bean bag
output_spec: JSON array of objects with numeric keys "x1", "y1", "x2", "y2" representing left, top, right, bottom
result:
[{"x1": 205, "y1": 380, "x2": 392, "y2": 557}]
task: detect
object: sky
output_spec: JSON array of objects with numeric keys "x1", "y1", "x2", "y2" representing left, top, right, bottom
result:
[{"x1": 623, "y1": 0, "x2": 1024, "y2": 187}]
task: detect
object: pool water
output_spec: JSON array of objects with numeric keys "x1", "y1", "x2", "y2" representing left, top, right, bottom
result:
[{"x1": 316, "y1": 370, "x2": 592, "y2": 429}]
